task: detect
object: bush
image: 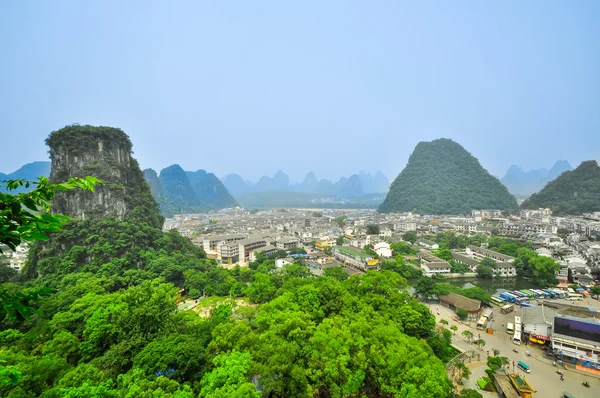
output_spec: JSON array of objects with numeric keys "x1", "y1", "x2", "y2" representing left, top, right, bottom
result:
[
  {"x1": 456, "y1": 309, "x2": 469, "y2": 320},
  {"x1": 188, "y1": 288, "x2": 201, "y2": 299}
]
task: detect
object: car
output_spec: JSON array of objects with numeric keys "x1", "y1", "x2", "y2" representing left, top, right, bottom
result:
[{"x1": 561, "y1": 392, "x2": 575, "y2": 398}]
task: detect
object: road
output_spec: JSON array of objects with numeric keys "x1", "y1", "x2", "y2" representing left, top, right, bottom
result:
[{"x1": 429, "y1": 299, "x2": 600, "y2": 398}]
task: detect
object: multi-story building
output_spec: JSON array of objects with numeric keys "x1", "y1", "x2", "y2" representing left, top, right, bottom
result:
[
  {"x1": 238, "y1": 237, "x2": 269, "y2": 263},
  {"x1": 417, "y1": 251, "x2": 450, "y2": 275},
  {"x1": 472, "y1": 209, "x2": 502, "y2": 217},
  {"x1": 466, "y1": 245, "x2": 515, "y2": 263},
  {"x1": 276, "y1": 237, "x2": 299, "y2": 250},
  {"x1": 203, "y1": 234, "x2": 246, "y2": 254}
]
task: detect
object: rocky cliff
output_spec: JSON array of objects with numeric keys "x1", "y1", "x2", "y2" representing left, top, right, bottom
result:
[{"x1": 46, "y1": 125, "x2": 161, "y2": 226}]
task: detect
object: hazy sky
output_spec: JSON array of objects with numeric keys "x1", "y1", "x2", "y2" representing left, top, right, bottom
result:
[{"x1": 1, "y1": 1, "x2": 599, "y2": 183}]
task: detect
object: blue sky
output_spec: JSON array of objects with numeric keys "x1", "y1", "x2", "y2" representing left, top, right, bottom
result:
[{"x1": 1, "y1": 1, "x2": 599, "y2": 183}]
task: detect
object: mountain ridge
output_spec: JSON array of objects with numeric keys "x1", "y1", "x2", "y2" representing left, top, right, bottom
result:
[{"x1": 379, "y1": 138, "x2": 518, "y2": 214}]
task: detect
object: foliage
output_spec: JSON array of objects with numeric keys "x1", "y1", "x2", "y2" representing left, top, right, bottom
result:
[
  {"x1": 379, "y1": 138, "x2": 518, "y2": 214},
  {"x1": 414, "y1": 277, "x2": 437, "y2": 299},
  {"x1": 380, "y1": 256, "x2": 423, "y2": 279},
  {"x1": 366, "y1": 224, "x2": 380, "y2": 235},
  {"x1": 476, "y1": 258, "x2": 495, "y2": 279},
  {"x1": 0, "y1": 176, "x2": 101, "y2": 252},
  {"x1": 591, "y1": 286, "x2": 600, "y2": 295},
  {"x1": 512, "y1": 248, "x2": 560, "y2": 286},
  {"x1": 487, "y1": 356, "x2": 509, "y2": 371},
  {"x1": 323, "y1": 267, "x2": 348, "y2": 281},
  {"x1": 333, "y1": 216, "x2": 347, "y2": 228},
  {"x1": 335, "y1": 236, "x2": 345, "y2": 246},
  {"x1": 402, "y1": 231, "x2": 418, "y2": 244},
  {"x1": 450, "y1": 260, "x2": 470, "y2": 274},
  {"x1": 521, "y1": 160, "x2": 600, "y2": 214},
  {"x1": 461, "y1": 330, "x2": 473, "y2": 340},
  {"x1": 459, "y1": 388, "x2": 483, "y2": 398},
  {"x1": 390, "y1": 241, "x2": 418, "y2": 256},
  {"x1": 323, "y1": 246, "x2": 333, "y2": 256}
]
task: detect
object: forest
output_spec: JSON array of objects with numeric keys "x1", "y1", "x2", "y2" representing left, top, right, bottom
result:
[
  {"x1": 379, "y1": 139, "x2": 518, "y2": 214},
  {"x1": 1, "y1": 176, "x2": 455, "y2": 397}
]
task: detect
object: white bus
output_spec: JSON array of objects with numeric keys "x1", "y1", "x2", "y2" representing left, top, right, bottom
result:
[
  {"x1": 514, "y1": 316, "x2": 521, "y2": 326},
  {"x1": 476, "y1": 316, "x2": 488, "y2": 330},
  {"x1": 513, "y1": 330, "x2": 522, "y2": 345},
  {"x1": 567, "y1": 293, "x2": 583, "y2": 301},
  {"x1": 506, "y1": 322, "x2": 514, "y2": 334},
  {"x1": 483, "y1": 309, "x2": 493, "y2": 321},
  {"x1": 501, "y1": 304, "x2": 514, "y2": 314}
]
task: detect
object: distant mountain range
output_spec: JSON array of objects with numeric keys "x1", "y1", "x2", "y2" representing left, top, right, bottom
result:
[
  {"x1": 379, "y1": 138, "x2": 518, "y2": 214},
  {"x1": 222, "y1": 170, "x2": 390, "y2": 197},
  {"x1": 143, "y1": 165, "x2": 238, "y2": 215},
  {"x1": 500, "y1": 160, "x2": 573, "y2": 197},
  {"x1": 0, "y1": 161, "x2": 51, "y2": 192}
]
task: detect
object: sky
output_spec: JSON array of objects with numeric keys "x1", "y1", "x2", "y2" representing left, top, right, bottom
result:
[{"x1": 1, "y1": 1, "x2": 599, "y2": 183}]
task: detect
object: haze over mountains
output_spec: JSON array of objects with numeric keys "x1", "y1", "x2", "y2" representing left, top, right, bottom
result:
[
  {"x1": 500, "y1": 160, "x2": 573, "y2": 197},
  {"x1": 222, "y1": 170, "x2": 390, "y2": 197}
]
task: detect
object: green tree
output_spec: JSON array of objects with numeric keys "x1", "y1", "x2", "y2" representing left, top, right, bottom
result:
[
  {"x1": 402, "y1": 231, "x2": 418, "y2": 244},
  {"x1": 333, "y1": 216, "x2": 347, "y2": 228},
  {"x1": 366, "y1": 224, "x2": 380, "y2": 235},
  {"x1": 433, "y1": 249, "x2": 453, "y2": 261},
  {"x1": 450, "y1": 325, "x2": 458, "y2": 334},
  {"x1": 323, "y1": 246, "x2": 333, "y2": 256},
  {"x1": 199, "y1": 351, "x2": 260, "y2": 398},
  {"x1": 487, "y1": 356, "x2": 509, "y2": 371},
  {"x1": 531, "y1": 256, "x2": 560, "y2": 286},
  {"x1": 439, "y1": 319, "x2": 449, "y2": 326},
  {"x1": 476, "y1": 258, "x2": 495, "y2": 279},
  {"x1": 459, "y1": 389, "x2": 483, "y2": 398},
  {"x1": 414, "y1": 276, "x2": 437, "y2": 299},
  {"x1": 591, "y1": 286, "x2": 600, "y2": 295},
  {"x1": 461, "y1": 329, "x2": 473, "y2": 340},
  {"x1": 323, "y1": 267, "x2": 348, "y2": 281},
  {"x1": 336, "y1": 236, "x2": 345, "y2": 246},
  {"x1": 457, "y1": 309, "x2": 469, "y2": 321}
]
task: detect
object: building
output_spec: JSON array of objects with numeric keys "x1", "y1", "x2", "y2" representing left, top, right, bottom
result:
[
  {"x1": 438, "y1": 292, "x2": 482, "y2": 320},
  {"x1": 238, "y1": 237, "x2": 269, "y2": 263},
  {"x1": 203, "y1": 234, "x2": 246, "y2": 254},
  {"x1": 472, "y1": 209, "x2": 502, "y2": 217},
  {"x1": 372, "y1": 242, "x2": 392, "y2": 258},
  {"x1": 416, "y1": 238, "x2": 439, "y2": 250},
  {"x1": 451, "y1": 252, "x2": 479, "y2": 272},
  {"x1": 492, "y1": 262, "x2": 517, "y2": 277},
  {"x1": 552, "y1": 315, "x2": 600, "y2": 371},
  {"x1": 522, "y1": 305, "x2": 555, "y2": 342},
  {"x1": 249, "y1": 245, "x2": 277, "y2": 262},
  {"x1": 417, "y1": 251, "x2": 451, "y2": 275},
  {"x1": 466, "y1": 245, "x2": 515, "y2": 263},
  {"x1": 276, "y1": 237, "x2": 299, "y2": 250},
  {"x1": 395, "y1": 222, "x2": 417, "y2": 232}
]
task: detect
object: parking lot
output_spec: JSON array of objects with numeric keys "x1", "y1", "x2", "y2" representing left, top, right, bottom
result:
[{"x1": 428, "y1": 296, "x2": 600, "y2": 397}]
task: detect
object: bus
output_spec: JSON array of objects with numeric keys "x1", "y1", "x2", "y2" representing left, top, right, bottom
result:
[
  {"x1": 491, "y1": 296, "x2": 504, "y2": 306},
  {"x1": 513, "y1": 330, "x2": 522, "y2": 345},
  {"x1": 515, "y1": 295, "x2": 530, "y2": 304},
  {"x1": 526, "y1": 290, "x2": 541, "y2": 299},
  {"x1": 517, "y1": 361, "x2": 530, "y2": 373},
  {"x1": 501, "y1": 304, "x2": 514, "y2": 314},
  {"x1": 567, "y1": 293, "x2": 583, "y2": 301},
  {"x1": 520, "y1": 290, "x2": 535, "y2": 300},
  {"x1": 507, "y1": 322, "x2": 514, "y2": 334},
  {"x1": 514, "y1": 316, "x2": 521, "y2": 326},
  {"x1": 543, "y1": 289, "x2": 558, "y2": 299},
  {"x1": 500, "y1": 292, "x2": 516, "y2": 303},
  {"x1": 483, "y1": 309, "x2": 493, "y2": 321},
  {"x1": 534, "y1": 289, "x2": 550, "y2": 299},
  {"x1": 477, "y1": 316, "x2": 488, "y2": 330}
]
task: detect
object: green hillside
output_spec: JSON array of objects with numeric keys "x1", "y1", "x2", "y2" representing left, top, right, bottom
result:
[
  {"x1": 379, "y1": 138, "x2": 518, "y2": 214},
  {"x1": 521, "y1": 160, "x2": 600, "y2": 214}
]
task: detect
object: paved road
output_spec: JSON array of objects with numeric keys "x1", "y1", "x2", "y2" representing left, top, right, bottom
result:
[{"x1": 429, "y1": 300, "x2": 600, "y2": 398}]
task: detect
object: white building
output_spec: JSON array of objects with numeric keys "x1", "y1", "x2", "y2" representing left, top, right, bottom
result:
[{"x1": 372, "y1": 242, "x2": 392, "y2": 258}]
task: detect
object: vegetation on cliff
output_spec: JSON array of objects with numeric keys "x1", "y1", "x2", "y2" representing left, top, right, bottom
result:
[
  {"x1": 521, "y1": 160, "x2": 600, "y2": 214},
  {"x1": 379, "y1": 139, "x2": 518, "y2": 214}
]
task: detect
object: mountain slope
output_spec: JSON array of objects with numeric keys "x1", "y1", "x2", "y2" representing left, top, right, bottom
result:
[
  {"x1": 159, "y1": 164, "x2": 201, "y2": 212},
  {"x1": 500, "y1": 160, "x2": 572, "y2": 196},
  {"x1": 222, "y1": 173, "x2": 250, "y2": 195},
  {"x1": 186, "y1": 170, "x2": 238, "y2": 208},
  {"x1": 521, "y1": 160, "x2": 600, "y2": 214},
  {"x1": 379, "y1": 138, "x2": 518, "y2": 214},
  {"x1": 0, "y1": 161, "x2": 51, "y2": 192}
]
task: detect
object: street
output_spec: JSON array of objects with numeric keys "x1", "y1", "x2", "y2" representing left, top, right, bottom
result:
[{"x1": 428, "y1": 299, "x2": 600, "y2": 398}]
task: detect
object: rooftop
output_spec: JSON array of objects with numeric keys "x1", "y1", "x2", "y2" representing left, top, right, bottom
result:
[{"x1": 439, "y1": 292, "x2": 481, "y2": 312}]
